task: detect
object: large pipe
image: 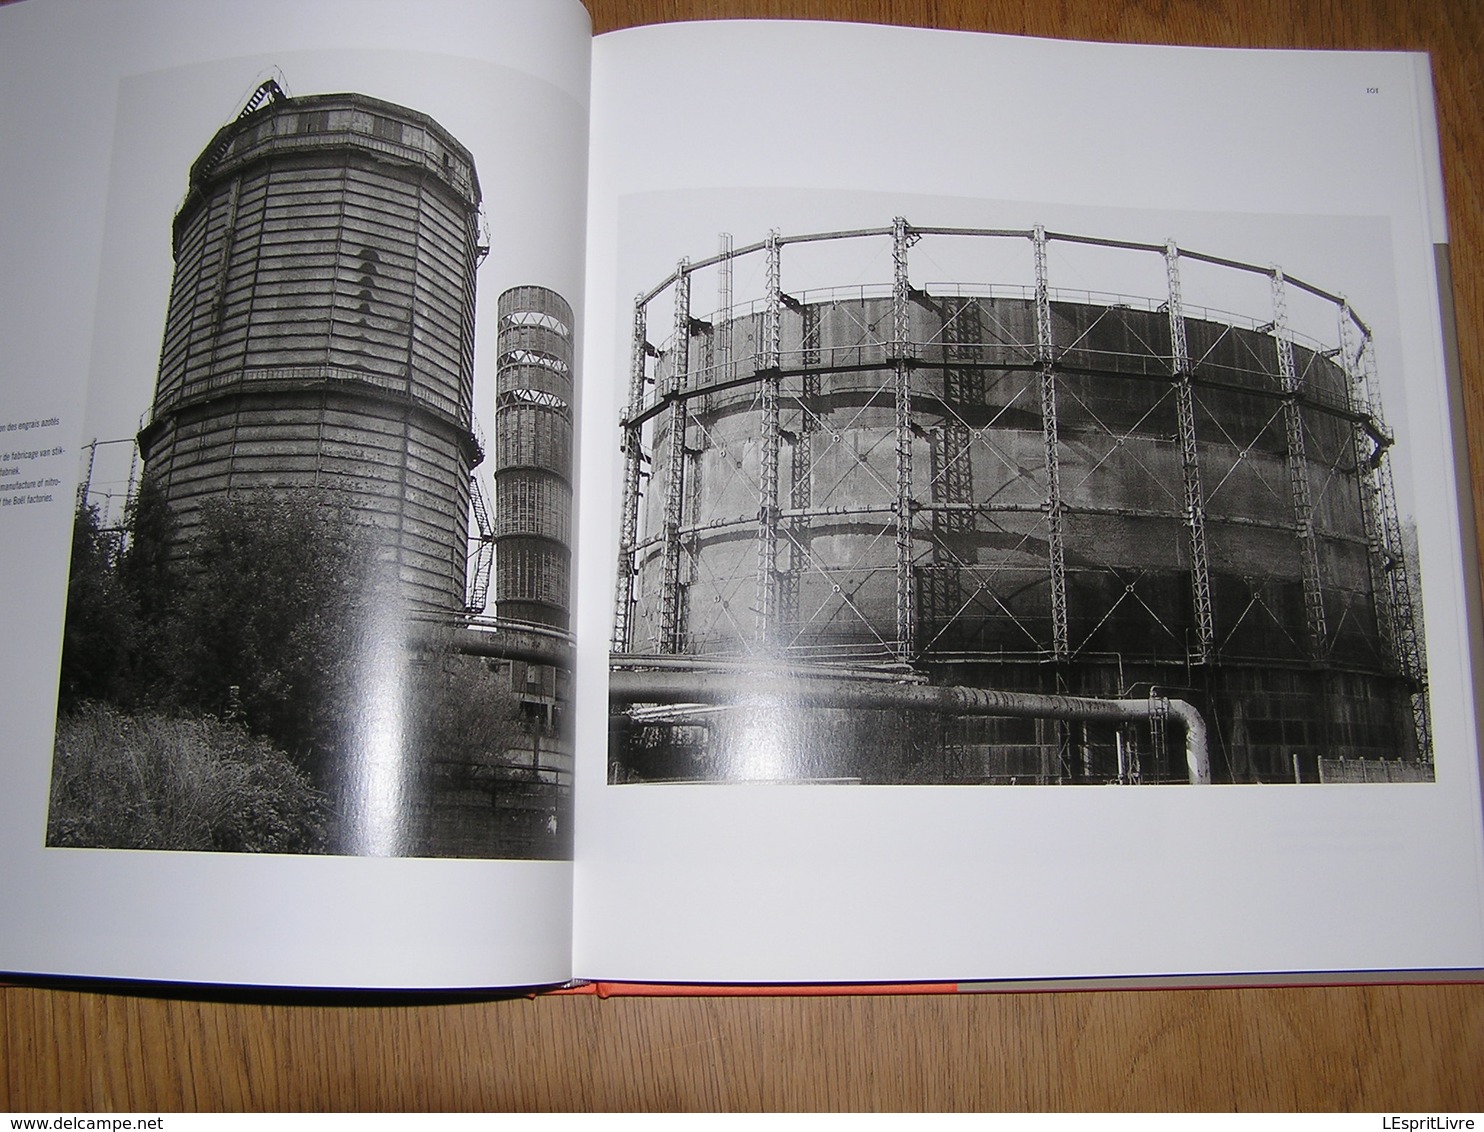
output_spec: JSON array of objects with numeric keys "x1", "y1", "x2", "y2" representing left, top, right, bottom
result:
[
  {"x1": 411, "y1": 620, "x2": 572, "y2": 669},
  {"x1": 608, "y1": 668, "x2": 1211, "y2": 784}
]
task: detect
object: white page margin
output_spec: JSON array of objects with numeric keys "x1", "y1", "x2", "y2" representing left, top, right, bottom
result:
[
  {"x1": 573, "y1": 21, "x2": 1484, "y2": 984},
  {"x1": 0, "y1": 0, "x2": 591, "y2": 990}
]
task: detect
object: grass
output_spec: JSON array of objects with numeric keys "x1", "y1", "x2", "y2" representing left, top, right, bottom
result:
[{"x1": 47, "y1": 701, "x2": 328, "y2": 853}]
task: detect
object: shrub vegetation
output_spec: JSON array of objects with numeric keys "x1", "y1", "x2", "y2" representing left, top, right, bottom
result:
[
  {"x1": 49, "y1": 479, "x2": 544, "y2": 856},
  {"x1": 48, "y1": 701, "x2": 326, "y2": 853}
]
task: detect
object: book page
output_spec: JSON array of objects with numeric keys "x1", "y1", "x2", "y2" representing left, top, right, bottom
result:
[
  {"x1": 574, "y1": 21, "x2": 1484, "y2": 983},
  {"x1": 0, "y1": 0, "x2": 591, "y2": 989}
]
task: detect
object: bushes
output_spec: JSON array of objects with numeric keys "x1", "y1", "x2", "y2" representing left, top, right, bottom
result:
[
  {"x1": 50, "y1": 481, "x2": 556, "y2": 857},
  {"x1": 51, "y1": 484, "x2": 373, "y2": 852},
  {"x1": 410, "y1": 650, "x2": 526, "y2": 760},
  {"x1": 58, "y1": 481, "x2": 177, "y2": 712},
  {"x1": 57, "y1": 504, "x2": 136, "y2": 709},
  {"x1": 162, "y1": 489, "x2": 380, "y2": 773},
  {"x1": 48, "y1": 701, "x2": 327, "y2": 853}
]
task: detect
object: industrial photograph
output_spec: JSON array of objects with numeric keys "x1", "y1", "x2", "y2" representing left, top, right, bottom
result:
[
  {"x1": 607, "y1": 215, "x2": 1432, "y2": 787},
  {"x1": 46, "y1": 63, "x2": 579, "y2": 858}
]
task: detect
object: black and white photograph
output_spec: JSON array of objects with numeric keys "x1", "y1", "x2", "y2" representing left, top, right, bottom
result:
[
  {"x1": 606, "y1": 194, "x2": 1432, "y2": 787},
  {"x1": 2, "y1": 0, "x2": 1481, "y2": 1005},
  {"x1": 45, "y1": 53, "x2": 582, "y2": 859}
]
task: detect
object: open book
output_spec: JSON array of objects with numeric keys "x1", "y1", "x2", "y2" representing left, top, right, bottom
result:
[{"x1": 2, "y1": 0, "x2": 1481, "y2": 991}]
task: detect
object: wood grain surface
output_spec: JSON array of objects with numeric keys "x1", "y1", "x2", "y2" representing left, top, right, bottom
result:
[{"x1": 4, "y1": 0, "x2": 1484, "y2": 1113}]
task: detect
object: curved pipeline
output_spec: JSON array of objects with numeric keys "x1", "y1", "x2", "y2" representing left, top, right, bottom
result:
[{"x1": 608, "y1": 667, "x2": 1211, "y2": 785}]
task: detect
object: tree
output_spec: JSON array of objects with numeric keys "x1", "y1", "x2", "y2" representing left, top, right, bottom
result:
[
  {"x1": 57, "y1": 501, "x2": 135, "y2": 709},
  {"x1": 409, "y1": 650, "x2": 527, "y2": 761},
  {"x1": 162, "y1": 489, "x2": 387, "y2": 781}
]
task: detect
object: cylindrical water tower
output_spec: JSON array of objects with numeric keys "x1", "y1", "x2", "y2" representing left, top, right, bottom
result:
[
  {"x1": 137, "y1": 82, "x2": 483, "y2": 612},
  {"x1": 611, "y1": 221, "x2": 1430, "y2": 784},
  {"x1": 493, "y1": 286, "x2": 574, "y2": 628}
]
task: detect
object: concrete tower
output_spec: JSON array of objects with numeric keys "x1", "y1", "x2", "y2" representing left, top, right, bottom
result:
[
  {"x1": 138, "y1": 82, "x2": 483, "y2": 612},
  {"x1": 493, "y1": 285, "x2": 573, "y2": 628}
]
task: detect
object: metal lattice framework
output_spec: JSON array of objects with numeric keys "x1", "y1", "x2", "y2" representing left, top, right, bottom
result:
[
  {"x1": 1035, "y1": 226, "x2": 1070, "y2": 662},
  {"x1": 611, "y1": 220, "x2": 1430, "y2": 773},
  {"x1": 1165, "y1": 240, "x2": 1216, "y2": 665}
]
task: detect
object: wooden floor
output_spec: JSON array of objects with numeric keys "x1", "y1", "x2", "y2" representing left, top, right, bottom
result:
[
  {"x1": 1, "y1": 981, "x2": 1482, "y2": 1110},
  {"x1": 5, "y1": 0, "x2": 1484, "y2": 1112}
]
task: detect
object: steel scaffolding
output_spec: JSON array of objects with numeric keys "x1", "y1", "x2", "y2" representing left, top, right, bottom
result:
[
  {"x1": 892, "y1": 217, "x2": 916, "y2": 661},
  {"x1": 609, "y1": 220, "x2": 1430, "y2": 775},
  {"x1": 1165, "y1": 240, "x2": 1215, "y2": 666},
  {"x1": 1271, "y1": 268, "x2": 1329, "y2": 660},
  {"x1": 1035, "y1": 226, "x2": 1069, "y2": 662}
]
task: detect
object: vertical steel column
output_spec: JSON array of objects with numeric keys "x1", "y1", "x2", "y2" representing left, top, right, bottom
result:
[
  {"x1": 611, "y1": 296, "x2": 649, "y2": 653},
  {"x1": 658, "y1": 261, "x2": 691, "y2": 654},
  {"x1": 1345, "y1": 304, "x2": 1429, "y2": 753},
  {"x1": 1166, "y1": 241, "x2": 1215, "y2": 665},
  {"x1": 763, "y1": 229, "x2": 782, "y2": 369},
  {"x1": 124, "y1": 440, "x2": 139, "y2": 522},
  {"x1": 784, "y1": 303, "x2": 819, "y2": 634},
  {"x1": 1271, "y1": 269, "x2": 1328, "y2": 660},
  {"x1": 1360, "y1": 324, "x2": 1423, "y2": 681},
  {"x1": 717, "y1": 232, "x2": 734, "y2": 380},
  {"x1": 756, "y1": 233, "x2": 783, "y2": 647},
  {"x1": 78, "y1": 440, "x2": 97, "y2": 508},
  {"x1": 1339, "y1": 304, "x2": 1397, "y2": 667},
  {"x1": 892, "y1": 217, "x2": 916, "y2": 661},
  {"x1": 1034, "y1": 227, "x2": 1069, "y2": 661},
  {"x1": 1364, "y1": 349, "x2": 1424, "y2": 692}
]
